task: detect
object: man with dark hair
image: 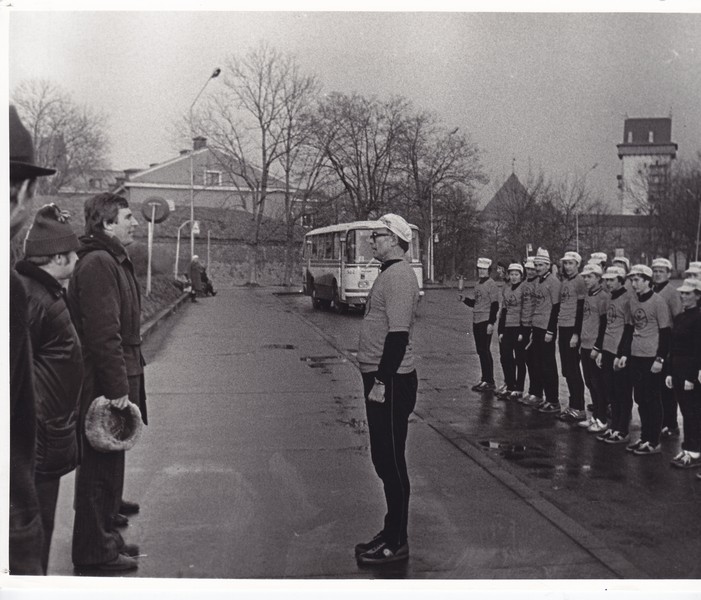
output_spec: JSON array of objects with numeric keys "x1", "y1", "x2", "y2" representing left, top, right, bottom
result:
[
  {"x1": 8, "y1": 104, "x2": 55, "y2": 575},
  {"x1": 355, "y1": 213, "x2": 419, "y2": 566},
  {"x1": 68, "y1": 192, "x2": 147, "y2": 572},
  {"x1": 14, "y1": 203, "x2": 83, "y2": 573}
]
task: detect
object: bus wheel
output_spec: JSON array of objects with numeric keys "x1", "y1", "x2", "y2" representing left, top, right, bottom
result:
[
  {"x1": 311, "y1": 286, "x2": 323, "y2": 309},
  {"x1": 332, "y1": 287, "x2": 347, "y2": 314}
]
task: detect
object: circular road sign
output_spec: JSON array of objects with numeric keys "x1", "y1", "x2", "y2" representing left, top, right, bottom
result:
[{"x1": 141, "y1": 196, "x2": 170, "y2": 224}]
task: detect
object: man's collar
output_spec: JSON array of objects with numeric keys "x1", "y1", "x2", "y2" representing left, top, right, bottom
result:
[{"x1": 380, "y1": 259, "x2": 403, "y2": 272}]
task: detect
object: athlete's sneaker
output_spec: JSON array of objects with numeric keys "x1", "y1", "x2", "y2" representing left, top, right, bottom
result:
[
  {"x1": 670, "y1": 451, "x2": 701, "y2": 469},
  {"x1": 587, "y1": 418, "x2": 608, "y2": 433},
  {"x1": 521, "y1": 394, "x2": 543, "y2": 407},
  {"x1": 538, "y1": 402, "x2": 561, "y2": 414},
  {"x1": 480, "y1": 382, "x2": 496, "y2": 392},
  {"x1": 578, "y1": 416, "x2": 596, "y2": 429},
  {"x1": 604, "y1": 431, "x2": 630, "y2": 445},
  {"x1": 471, "y1": 381, "x2": 486, "y2": 392},
  {"x1": 596, "y1": 428, "x2": 614, "y2": 442},
  {"x1": 559, "y1": 408, "x2": 587, "y2": 423},
  {"x1": 661, "y1": 426, "x2": 681, "y2": 438},
  {"x1": 510, "y1": 391, "x2": 524, "y2": 400},
  {"x1": 633, "y1": 441, "x2": 661, "y2": 455},
  {"x1": 626, "y1": 439, "x2": 643, "y2": 453},
  {"x1": 495, "y1": 384, "x2": 509, "y2": 397},
  {"x1": 354, "y1": 531, "x2": 384, "y2": 557},
  {"x1": 356, "y1": 541, "x2": 409, "y2": 565}
]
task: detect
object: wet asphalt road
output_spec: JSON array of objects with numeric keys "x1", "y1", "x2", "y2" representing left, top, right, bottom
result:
[{"x1": 45, "y1": 287, "x2": 701, "y2": 580}]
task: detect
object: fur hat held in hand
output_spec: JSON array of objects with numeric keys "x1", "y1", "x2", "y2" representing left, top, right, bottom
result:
[{"x1": 85, "y1": 396, "x2": 143, "y2": 452}]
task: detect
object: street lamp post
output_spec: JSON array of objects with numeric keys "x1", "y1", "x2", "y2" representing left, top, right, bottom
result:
[
  {"x1": 189, "y1": 67, "x2": 221, "y2": 259},
  {"x1": 174, "y1": 220, "x2": 192, "y2": 279}
]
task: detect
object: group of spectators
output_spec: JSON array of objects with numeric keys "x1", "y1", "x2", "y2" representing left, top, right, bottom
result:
[
  {"x1": 9, "y1": 105, "x2": 149, "y2": 575},
  {"x1": 460, "y1": 248, "x2": 701, "y2": 473}
]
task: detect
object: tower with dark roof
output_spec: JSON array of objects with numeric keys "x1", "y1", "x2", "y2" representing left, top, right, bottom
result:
[{"x1": 616, "y1": 117, "x2": 677, "y2": 215}]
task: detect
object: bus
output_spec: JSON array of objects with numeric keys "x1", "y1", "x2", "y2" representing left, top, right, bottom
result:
[{"x1": 302, "y1": 220, "x2": 424, "y2": 312}]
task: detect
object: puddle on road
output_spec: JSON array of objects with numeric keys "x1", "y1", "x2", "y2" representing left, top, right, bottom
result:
[{"x1": 300, "y1": 354, "x2": 348, "y2": 375}]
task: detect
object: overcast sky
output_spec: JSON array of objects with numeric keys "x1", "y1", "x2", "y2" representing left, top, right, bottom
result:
[{"x1": 6, "y1": 5, "x2": 701, "y2": 208}]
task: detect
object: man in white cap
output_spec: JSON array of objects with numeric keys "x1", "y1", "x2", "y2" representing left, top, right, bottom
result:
[
  {"x1": 597, "y1": 266, "x2": 634, "y2": 444},
  {"x1": 684, "y1": 262, "x2": 701, "y2": 280},
  {"x1": 9, "y1": 104, "x2": 56, "y2": 574},
  {"x1": 652, "y1": 257, "x2": 683, "y2": 437},
  {"x1": 356, "y1": 213, "x2": 420, "y2": 565},
  {"x1": 527, "y1": 248, "x2": 562, "y2": 412},
  {"x1": 616, "y1": 264, "x2": 672, "y2": 455},
  {"x1": 496, "y1": 263, "x2": 527, "y2": 399},
  {"x1": 578, "y1": 263, "x2": 610, "y2": 433},
  {"x1": 518, "y1": 258, "x2": 541, "y2": 405},
  {"x1": 665, "y1": 278, "x2": 701, "y2": 470},
  {"x1": 589, "y1": 252, "x2": 608, "y2": 271},
  {"x1": 459, "y1": 257, "x2": 500, "y2": 392},
  {"x1": 556, "y1": 251, "x2": 588, "y2": 423}
]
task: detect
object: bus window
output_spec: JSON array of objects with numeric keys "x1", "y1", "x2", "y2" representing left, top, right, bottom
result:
[
  {"x1": 346, "y1": 231, "x2": 356, "y2": 263},
  {"x1": 354, "y1": 229, "x2": 377, "y2": 264},
  {"x1": 333, "y1": 232, "x2": 341, "y2": 260},
  {"x1": 410, "y1": 233, "x2": 420, "y2": 262}
]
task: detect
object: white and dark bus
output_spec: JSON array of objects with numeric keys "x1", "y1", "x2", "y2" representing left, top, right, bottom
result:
[{"x1": 302, "y1": 220, "x2": 424, "y2": 312}]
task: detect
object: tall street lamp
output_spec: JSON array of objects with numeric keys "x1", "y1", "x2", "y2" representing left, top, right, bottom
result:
[{"x1": 189, "y1": 67, "x2": 221, "y2": 259}]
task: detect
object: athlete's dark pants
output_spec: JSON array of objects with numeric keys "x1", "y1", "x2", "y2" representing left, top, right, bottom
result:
[
  {"x1": 559, "y1": 327, "x2": 585, "y2": 410},
  {"x1": 661, "y1": 376, "x2": 679, "y2": 431},
  {"x1": 473, "y1": 321, "x2": 494, "y2": 384},
  {"x1": 362, "y1": 370, "x2": 418, "y2": 548},
  {"x1": 601, "y1": 351, "x2": 633, "y2": 435},
  {"x1": 581, "y1": 348, "x2": 606, "y2": 422},
  {"x1": 499, "y1": 328, "x2": 526, "y2": 391},
  {"x1": 672, "y1": 378, "x2": 701, "y2": 453},
  {"x1": 630, "y1": 356, "x2": 663, "y2": 446},
  {"x1": 531, "y1": 327, "x2": 559, "y2": 405}
]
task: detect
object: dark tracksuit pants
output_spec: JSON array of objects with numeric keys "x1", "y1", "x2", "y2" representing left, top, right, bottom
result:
[
  {"x1": 630, "y1": 357, "x2": 663, "y2": 446},
  {"x1": 499, "y1": 328, "x2": 526, "y2": 392},
  {"x1": 473, "y1": 321, "x2": 494, "y2": 384},
  {"x1": 661, "y1": 376, "x2": 679, "y2": 431},
  {"x1": 362, "y1": 370, "x2": 418, "y2": 548},
  {"x1": 601, "y1": 351, "x2": 633, "y2": 435},
  {"x1": 672, "y1": 379, "x2": 701, "y2": 453},
  {"x1": 525, "y1": 329, "x2": 542, "y2": 397},
  {"x1": 581, "y1": 348, "x2": 606, "y2": 422},
  {"x1": 72, "y1": 374, "x2": 143, "y2": 566},
  {"x1": 559, "y1": 327, "x2": 585, "y2": 410},
  {"x1": 531, "y1": 327, "x2": 559, "y2": 405}
]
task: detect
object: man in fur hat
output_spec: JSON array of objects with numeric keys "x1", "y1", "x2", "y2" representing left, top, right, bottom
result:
[
  {"x1": 68, "y1": 192, "x2": 146, "y2": 572},
  {"x1": 9, "y1": 105, "x2": 56, "y2": 574}
]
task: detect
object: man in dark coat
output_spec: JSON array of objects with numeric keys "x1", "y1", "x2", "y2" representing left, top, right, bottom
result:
[
  {"x1": 67, "y1": 192, "x2": 147, "y2": 572},
  {"x1": 8, "y1": 104, "x2": 55, "y2": 575},
  {"x1": 188, "y1": 254, "x2": 204, "y2": 301},
  {"x1": 14, "y1": 203, "x2": 84, "y2": 573}
]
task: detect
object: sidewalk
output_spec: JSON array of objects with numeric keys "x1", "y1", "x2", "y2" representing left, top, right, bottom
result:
[{"x1": 47, "y1": 288, "x2": 629, "y2": 578}]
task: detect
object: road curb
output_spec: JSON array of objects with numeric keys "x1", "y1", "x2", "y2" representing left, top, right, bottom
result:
[{"x1": 140, "y1": 292, "x2": 190, "y2": 341}]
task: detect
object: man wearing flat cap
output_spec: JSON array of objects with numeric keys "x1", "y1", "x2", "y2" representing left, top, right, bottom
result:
[
  {"x1": 8, "y1": 104, "x2": 56, "y2": 574},
  {"x1": 14, "y1": 203, "x2": 84, "y2": 574},
  {"x1": 355, "y1": 213, "x2": 420, "y2": 566}
]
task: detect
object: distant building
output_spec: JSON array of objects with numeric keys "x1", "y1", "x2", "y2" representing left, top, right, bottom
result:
[
  {"x1": 616, "y1": 117, "x2": 677, "y2": 215},
  {"x1": 114, "y1": 137, "x2": 312, "y2": 221}
]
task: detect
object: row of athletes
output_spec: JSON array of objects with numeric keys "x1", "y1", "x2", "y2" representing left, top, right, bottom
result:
[{"x1": 459, "y1": 250, "x2": 701, "y2": 474}]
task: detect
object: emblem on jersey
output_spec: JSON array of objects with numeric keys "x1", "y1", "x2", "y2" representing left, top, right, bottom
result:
[
  {"x1": 583, "y1": 301, "x2": 591, "y2": 320},
  {"x1": 633, "y1": 308, "x2": 648, "y2": 330},
  {"x1": 607, "y1": 304, "x2": 617, "y2": 325},
  {"x1": 475, "y1": 289, "x2": 482, "y2": 303},
  {"x1": 561, "y1": 285, "x2": 571, "y2": 302}
]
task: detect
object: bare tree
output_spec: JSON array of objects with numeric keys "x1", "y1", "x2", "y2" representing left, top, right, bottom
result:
[
  {"x1": 313, "y1": 92, "x2": 409, "y2": 219},
  {"x1": 200, "y1": 42, "x2": 306, "y2": 285},
  {"x1": 395, "y1": 110, "x2": 486, "y2": 245},
  {"x1": 12, "y1": 79, "x2": 110, "y2": 195}
]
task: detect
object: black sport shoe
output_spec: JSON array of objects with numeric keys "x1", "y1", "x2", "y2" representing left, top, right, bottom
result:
[
  {"x1": 120, "y1": 500, "x2": 140, "y2": 515},
  {"x1": 354, "y1": 531, "x2": 384, "y2": 557},
  {"x1": 356, "y1": 541, "x2": 409, "y2": 565}
]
